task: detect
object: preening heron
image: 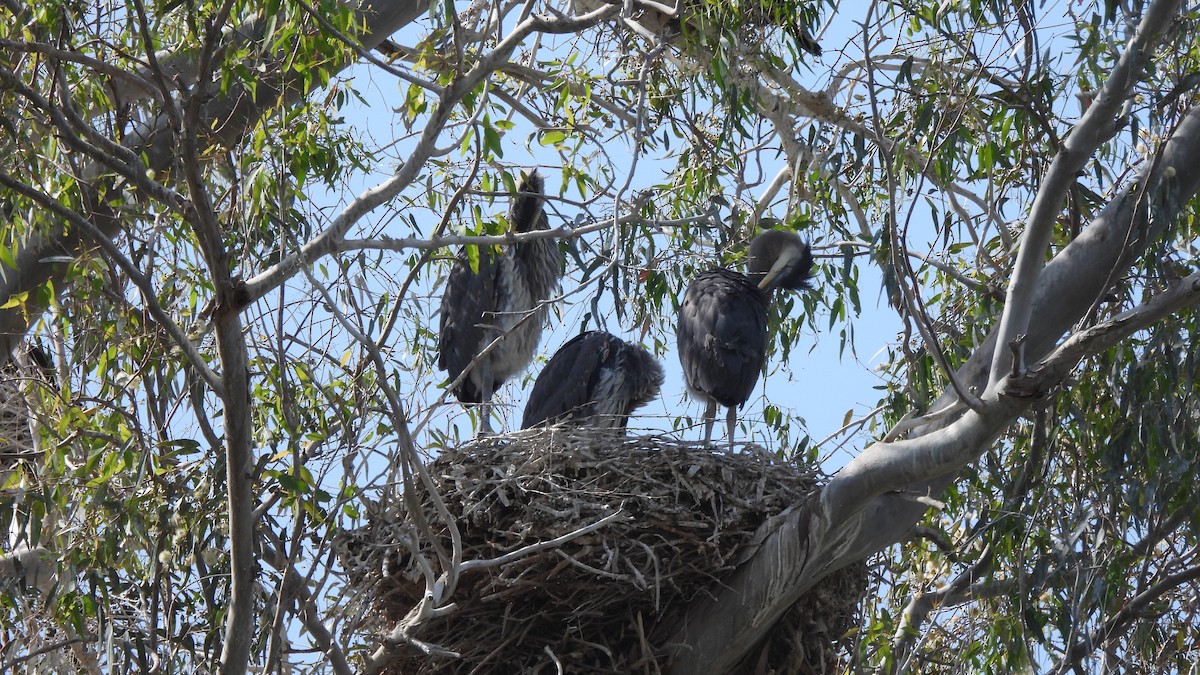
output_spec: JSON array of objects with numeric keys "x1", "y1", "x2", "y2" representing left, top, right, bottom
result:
[
  {"x1": 521, "y1": 331, "x2": 664, "y2": 432},
  {"x1": 677, "y1": 229, "x2": 813, "y2": 448},
  {"x1": 438, "y1": 170, "x2": 562, "y2": 433}
]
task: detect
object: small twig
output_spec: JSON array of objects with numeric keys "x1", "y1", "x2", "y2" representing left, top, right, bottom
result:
[
  {"x1": 1007, "y1": 334, "x2": 1027, "y2": 378},
  {"x1": 889, "y1": 491, "x2": 946, "y2": 510},
  {"x1": 883, "y1": 400, "x2": 967, "y2": 442},
  {"x1": 0, "y1": 637, "x2": 90, "y2": 672},
  {"x1": 458, "y1": 510, "x2": 626, "y2": 572},
  {"x1": 544, "y1": 645, "x2": 566, "y2": 675}
]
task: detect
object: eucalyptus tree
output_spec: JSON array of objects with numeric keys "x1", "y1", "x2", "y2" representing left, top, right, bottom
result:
[{"x1": 1, "y1": 0, "x2": 1198, "y2": 672}]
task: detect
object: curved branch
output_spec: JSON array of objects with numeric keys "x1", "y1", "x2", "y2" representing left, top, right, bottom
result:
[
  {"x1": 986, "y1": 0, "x2": 1184, "y2": 387},
  {"x1": 660, "y1": 100, "x2": 1200, "y2": 675}
]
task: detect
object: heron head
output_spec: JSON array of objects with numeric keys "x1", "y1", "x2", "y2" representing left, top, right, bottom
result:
[
  {"x1": 748, "y1": 230, "x2": 814, "y2": 291},
  {"x1": 510, "y1": 169, "x2": 547, "y2": 232},
  {"x1": 517, "y1": 169, "x2": 544, "y2": 195}
]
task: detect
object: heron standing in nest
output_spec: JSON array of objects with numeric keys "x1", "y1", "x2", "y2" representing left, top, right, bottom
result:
[
  {"x1": 521, "y1": 331, "x2": 664, "y2": 432},
  {"x1": 677, "y1": 230, "x2": 814, "y2": 448},
  {"x1": 438, "y1": 170, "x2": 562, "y2": 433}
]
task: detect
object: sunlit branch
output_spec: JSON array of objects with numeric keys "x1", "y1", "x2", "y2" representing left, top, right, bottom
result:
[
  {"x1": 243, "y1": 201, "x2": 714, "y2": 307},
  {"x1": 260, "y1": 531, "x2": 354, "y2": 675},
  {"x1": 892, "y1": 544, "x2": 996, "y2": 674},
  {"x1": 171, "y1": 35, "x2": 261, "y2": 670},
  {"x1": 840, "y1": 269, "x2": 1200, "y2": 521},
  {"x1": 893, "y1": 408, "x2": 1050, "y2": 670},
  {"x1": 0, "y1": 637, "x2": 89, "y2": 673},
  {"x1": 751, "y1": 163, "x2": 794, "y2": 227},
  {"x1": 987, "y1": 0, "x2": 1184, "y2": 388}
]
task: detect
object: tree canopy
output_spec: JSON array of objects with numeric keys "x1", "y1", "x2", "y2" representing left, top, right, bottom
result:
[{"x1": 2, "y1": 0, "x2": 1200, "y2": 672}]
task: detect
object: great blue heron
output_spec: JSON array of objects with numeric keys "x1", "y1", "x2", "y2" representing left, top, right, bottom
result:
[
  {"x1": 521, "y1": 331, "x2": 664, "y2": 432},
  {"x1": 438, "y1": 170, "x2": 562, "y2": 433},
  {"x1": 677, "y1": 229, "x2": 813, "y2": 448}
]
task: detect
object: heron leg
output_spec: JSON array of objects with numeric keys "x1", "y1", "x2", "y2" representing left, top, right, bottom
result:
[
  {"x1": 702, "y1": 400, "x2": 717, "y2": 446},
  {"x1": 478, "y1": 363, "x2": 494, "y2": 436},
  {"x1": 725, "y1": 405, "x2": 737, "y2": 450}
]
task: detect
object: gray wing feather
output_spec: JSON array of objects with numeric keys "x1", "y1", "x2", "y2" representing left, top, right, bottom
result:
[
  {"x1": 677, "y1": 269, "x2": 769, "y2": 409},
  {"x1": 438, "y1": 247, "x2": 501, "y2": 403},
  {"x1": 521, "y1": 331, "x2": 608, "y2": 428}
]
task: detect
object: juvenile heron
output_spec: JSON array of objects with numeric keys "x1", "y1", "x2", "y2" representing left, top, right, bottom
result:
[
  {"x1": 677, "y1": 229, "x2": 813, "y2": 448},
  {"x1": 438, "y1": 170, "x2": 561, "y2": 433},
  {"x1": 521, "y1": 331, "x2": 664, "y2": 432}
]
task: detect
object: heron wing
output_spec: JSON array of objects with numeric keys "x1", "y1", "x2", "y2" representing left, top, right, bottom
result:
[
  {"x1": 438, "y1": 246, "x2": 502, "y2": 403},
  {"x1": 521, "y1": 331, "x2": 609, "y2": 428},
  {"x1": 677, "y1": 269, "x2": 769, "y2": 408}
]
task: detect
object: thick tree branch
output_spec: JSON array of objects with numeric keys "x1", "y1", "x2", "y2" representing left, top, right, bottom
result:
[
  {"x1": 661, "y1": 99, "x2": 1200, "y2": 675},
  {"x1": 987, "y1": 0, "x2": 1183, "y2": 387},
  {"x1": 212, "y1": 310, "x2": 255, "y2": 675}
]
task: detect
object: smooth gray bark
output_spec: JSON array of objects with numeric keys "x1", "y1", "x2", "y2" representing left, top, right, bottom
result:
[{"x1": 661, "y1": 58, "x2": 1200, "y2": 675}]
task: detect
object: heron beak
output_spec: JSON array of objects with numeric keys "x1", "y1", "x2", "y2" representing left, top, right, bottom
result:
[{"x1": 757, "y1": 251, "x2": 795, "y2": 289}]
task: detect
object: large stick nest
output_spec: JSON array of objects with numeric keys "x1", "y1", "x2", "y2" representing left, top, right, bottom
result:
[{"x1": 338, "y1": 429, "x2": 866, "y2": 674}]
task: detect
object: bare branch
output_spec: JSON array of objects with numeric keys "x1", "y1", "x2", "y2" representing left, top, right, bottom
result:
[
  {"x1": 662, "y1": 100, "x2": 1200, "y2": 674},
  {"x1": 987, "y1": 0, "x2": 1185, "y2": 388}
]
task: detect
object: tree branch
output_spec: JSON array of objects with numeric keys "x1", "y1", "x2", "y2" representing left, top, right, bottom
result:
[
  {"x1": 986, "y1": 0, "x2": 1184, "y2": 388},
  {"x1": 660, "y1": 99, "x2": 1200, "y2": 675},
  {"x1": 0, "y1": 0, "x2": 432, "y2": 366}
]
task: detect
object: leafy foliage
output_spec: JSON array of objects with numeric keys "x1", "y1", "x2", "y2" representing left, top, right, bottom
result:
[{"x1": 1, "y1": 0, "x2": 1199, "y2": 672}]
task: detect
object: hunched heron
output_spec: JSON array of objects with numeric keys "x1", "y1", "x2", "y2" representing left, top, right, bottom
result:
[
  {"x1": 677, "y1": 229, "x2": 813, "y2": 448},
  {"x1": 521, "y1": 330, "x2": 664, "y2": 432},
  {"x1": 438, "y1": 170, "x2": 562, "y2": 433}
]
